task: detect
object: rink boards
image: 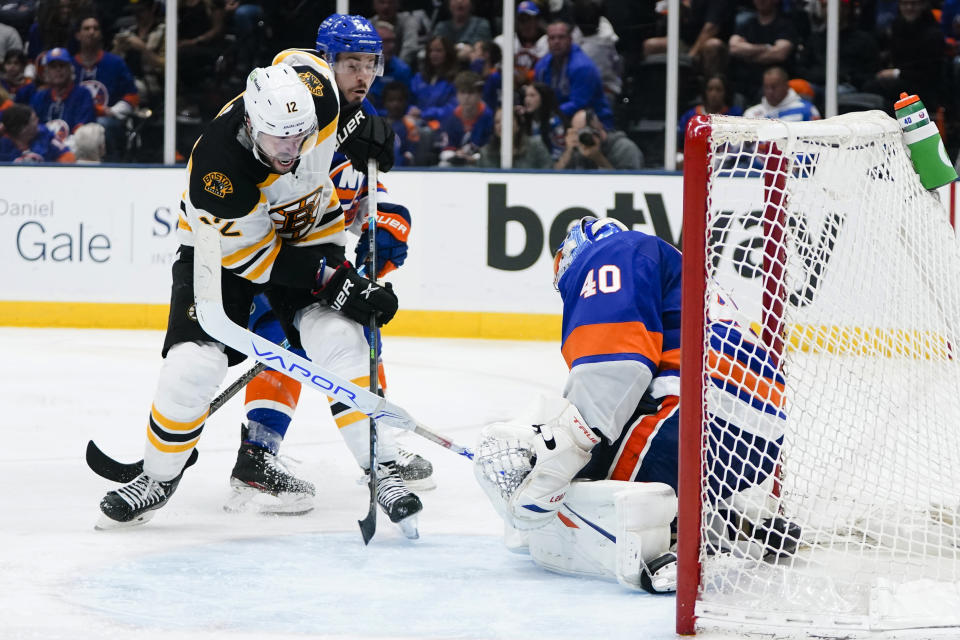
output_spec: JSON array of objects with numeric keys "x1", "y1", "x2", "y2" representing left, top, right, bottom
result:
[{"x1": 0, "y1": 164, "x2": 956, "y2": 339}]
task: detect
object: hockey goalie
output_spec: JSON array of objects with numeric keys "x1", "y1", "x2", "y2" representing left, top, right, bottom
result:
[{"x1": 474, "y1": 216, "x2": 794, "y2": 592}]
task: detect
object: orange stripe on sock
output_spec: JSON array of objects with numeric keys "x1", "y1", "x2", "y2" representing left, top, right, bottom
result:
[
  {"x1": 708, "y1": 350, "x2": 784, "y2": 407},
  {"x1": 244, "y1": 369, "x2": 303, "y2": 409},
  {"x1": 610, "y1": 395, "x2": 679, "y2": 481}
]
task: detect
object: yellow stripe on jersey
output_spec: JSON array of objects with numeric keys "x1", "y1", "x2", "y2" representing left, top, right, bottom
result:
[
  {"x1": 272, "y1": 49, "x2": 331, "y2": 73},
  {"x1": 147, "y1": 427, "x2": 201, "y2": 453},
  {"x1": 258, "y1": 173, "x2": 282, "y2": 189},
  {"x1": 244, "y1": 241, "x2": 281, "y2": 282},
  {"x1": 296, "y1": 218, "x2": 345, "y2": 244},
  {"x1": 222, "y1": 228, "x2": 277, "y2": 267},
  {"x1": 215, "y1": 94, "x2": 243, "y2": 119},
  {"x1": 151, "y1": 404, "x2": 209, "y2": 432},
  {"x1": 317, "y1": 118, "x2": 337, "y2": 145},
  {"x1": 178, "y1": 215, "x2": 192, "y2": 232}
]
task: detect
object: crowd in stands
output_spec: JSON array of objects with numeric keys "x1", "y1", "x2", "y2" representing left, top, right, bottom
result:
[{"x1": 0, "y1": 0, "x2": 959, "y2": 169}]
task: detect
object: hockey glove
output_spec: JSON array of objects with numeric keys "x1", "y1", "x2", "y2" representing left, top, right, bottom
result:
[
  {"x1": 338, "y1": 104, "x2": 396, "y2": 173},
  {"x1": 313, "y1": 261, "x2": 399, "y2": 327},
  {"x1": 355, "y1": 202, "x2": 411, "y2": 278}
]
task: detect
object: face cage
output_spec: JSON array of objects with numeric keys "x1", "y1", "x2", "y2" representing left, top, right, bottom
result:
[{"x1": 330, "y1": 52, "x2": 385, "y2": 78}]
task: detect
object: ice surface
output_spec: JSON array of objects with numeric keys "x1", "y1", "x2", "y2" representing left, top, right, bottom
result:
[{"x1": 0, "y1": 328, "x2": 683, "y2": 640}]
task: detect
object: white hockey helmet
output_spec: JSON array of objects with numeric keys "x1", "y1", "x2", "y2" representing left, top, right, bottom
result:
[
  {"x1": 553, "y1": 216, "x2": 628, "y2": 289},
  {"x1": 244, "y1": 65, "x2": 319, "y2": 167}
]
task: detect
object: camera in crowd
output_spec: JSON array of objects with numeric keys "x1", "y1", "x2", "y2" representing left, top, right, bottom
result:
[{"x1": 578, "y1": 127, "x2": 599, "y2": 147}]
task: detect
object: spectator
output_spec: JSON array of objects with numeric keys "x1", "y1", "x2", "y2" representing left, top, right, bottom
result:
[
  {"x1": 572, "y1": 0, "x2": 623, "y2": 106},
  {"x1": 177, "y1": 0, "x2": 226, "y2": 119},
  {"x1": 408, "y1": 35, "x2": 458, "y2": 123},
  {"x1": 469, "y1": 39, "x2": 499, "y2": 78},
  {"x1": 0, "y1": 102, "x2": 75, "y2": 162},
  {"x1": 112, "y1": 0, "x2": 166, "y2": 108},
  {"x1": 728, "y1": 0, "x2": 799, "y2": 104},
  {"x1": 493, "y1": 0, "x2": 548, "y2": 83},
  {"x1": 381, "y1": 81, "x2": 420, "y2": 167},
  {"x1": 478, "y1": 105, "x2": 553, "y2": 169},
  {"x1": 71, "y1": 120, "x2": 104, "y2": 162},
  {"x1": 30, "y1": 47, "x2": 94, "y2": 132},
  {"x1": 74, "y1": 14, "x2": 139, "y2": 161},
  {"x1": 0, "y1": 18, "x2": 24, "y2": 60},
  {"x1": 865, "y1": 0, "x2": 945, "y2": 109},
  {"x1": 644, "y1": 0, "x2": 734, "y2": 77},
  {"x1": 2, "y1": 49, "x2": 35, "y2": 104},
  {"x1": 368, "y1": 20, "x2": 413, "y2": 116},
  {"x1": 534, "y1": 19, "x2": 614, "y2": 129},
  {"x1": 555, "y1": 106, "x2": 642, "y2": 170},
  {"x1": 0, "y1": 1, "x2": 37, "y2": 37},
  {"x1": 26, "y1": 0, "x2": 92, "y2": 59},
  {"x1": 433, "y1": 0, "x2": 492, "y2": 55},
  {"x1": 371, "y1": 0, "x2": 433, "y2": 69},
  {"x1": 521, "y1": 80, "x2": 566, "y2": 160},
  {"x1": 0, "y1": 83, "x2": 12, "y2": 111},
  {"x1": 744, "y1": 65, "x2": 820, "y2": 121},
  {"x1": 795, "y1": 0, "x2": 879, "y2": 96},
  {"x1": 678, "y1": 73, "x2": 743, "y2": 147},
  {"x1": 437, "y1": 69, "x2": 494, "y2": 166}
]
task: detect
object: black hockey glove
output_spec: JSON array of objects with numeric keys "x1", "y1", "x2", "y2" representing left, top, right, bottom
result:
[
  {"x1": 337, "y1": 104, "x2": 395, "y2": 173},
  {"x1": 312, "y1": 261, "x2": 398, "y2": 327}
]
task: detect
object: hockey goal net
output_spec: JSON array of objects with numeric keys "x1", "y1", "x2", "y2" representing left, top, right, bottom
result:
[{"x1": 678, "y1": 111, "x2": 960, "y2": 637}]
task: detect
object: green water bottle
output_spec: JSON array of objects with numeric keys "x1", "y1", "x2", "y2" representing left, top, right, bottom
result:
[{"x1": 894, "y1": 92, "x2": 958, "y2": 190}]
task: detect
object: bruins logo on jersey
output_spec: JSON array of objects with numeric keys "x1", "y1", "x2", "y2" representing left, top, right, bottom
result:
[
  {"x1": 271, "y1": 186, "x2": 324, "y2": 240},
  {"x1": 298, "y1": 70, "x2": 325, "y2": 97},
  {"x1": 203, "y1": 171, "x2": 234, "y2": 198}
]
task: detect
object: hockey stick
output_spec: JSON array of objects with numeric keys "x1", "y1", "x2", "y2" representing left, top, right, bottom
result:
[
  {"x1": 85, "y1": 339, "x2": 292, "y2": 483},
  {"x1": 358, "y1": 158, "x2": 380, "y2": 545},
  {"x1": 192, "y1": 222, "x2": 475, "y2": 458}
]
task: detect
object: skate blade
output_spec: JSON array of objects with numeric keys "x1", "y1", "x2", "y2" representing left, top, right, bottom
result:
[
  {"x1": 94, "y1": 510, "x2": 156, "y2": 531},
  {"x1": 396, "y1": 515, "x2": 420, "y2": 540},
  {"x1": 402, "y1": 476, "x2": 437, "y2": 492},
  {"x1": 223, "y1": 485, "x2": 315, "y2": 516}
]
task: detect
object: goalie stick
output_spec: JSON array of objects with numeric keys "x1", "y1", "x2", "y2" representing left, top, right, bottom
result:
[{"x1": 358, "y1": 157, "x2": 380, "y2": 545}]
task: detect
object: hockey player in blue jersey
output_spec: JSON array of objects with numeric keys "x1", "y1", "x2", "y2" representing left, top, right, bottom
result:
[
  {"x1": 224, "y1": 15, "x2": 434, "y2": 525},
  {"x1": 475, "y1": 216, "x2": 793, "y2": 593}
]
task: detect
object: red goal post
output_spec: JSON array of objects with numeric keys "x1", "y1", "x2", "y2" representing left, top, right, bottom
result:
[{"x1": 677, "y1": 112, "x2": 960, "y2": 638}]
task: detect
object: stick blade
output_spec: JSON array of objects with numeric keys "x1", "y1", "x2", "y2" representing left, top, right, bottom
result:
[{"x1": 358, "y1": 509, "x2": 377, "y2": 545}]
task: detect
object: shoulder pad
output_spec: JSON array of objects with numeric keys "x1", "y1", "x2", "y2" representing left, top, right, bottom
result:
[{"x1": 273, "y1": 49, "x2": 332, "y2": 77}]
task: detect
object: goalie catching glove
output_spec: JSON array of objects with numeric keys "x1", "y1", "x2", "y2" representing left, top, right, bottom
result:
[
  {"x1": 355, "y1": 202, "x2": 411, "y2": 278},
  {"x1": 312, "y1": 261, "x2": 398, "y2": 326},
  {"x1": 337, "y1": 103, "x2": 395, "y2": 173},
  {"x1": 475, "y1": 399, "x2": 601, "y2": 530}
]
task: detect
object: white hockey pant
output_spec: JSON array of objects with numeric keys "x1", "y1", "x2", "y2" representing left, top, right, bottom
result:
[{"x1": 296, "y1": 303, "x2": 398, "y2": 469}]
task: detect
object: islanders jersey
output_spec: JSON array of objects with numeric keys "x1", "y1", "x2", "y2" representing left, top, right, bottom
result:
[
  {"x1": 177, "y1": 60, "x2": 343, "y2": 286},
  {"x1": 559, "y1": 230, "x2": 681, "y2": 485},
  {"x1": 0, "y1": 126, "x2": 75, "y2": 163},
  {"x1": 74, "y1": 51, "x2": 139, "y2": 115},
  {"x1": 30, "y1": 84, "x2": 94, "y2": 132}
]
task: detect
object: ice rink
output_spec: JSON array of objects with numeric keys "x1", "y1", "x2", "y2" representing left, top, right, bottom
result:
[{"x1": 0, "y1": 327, "x2": 681, "y2": 640}]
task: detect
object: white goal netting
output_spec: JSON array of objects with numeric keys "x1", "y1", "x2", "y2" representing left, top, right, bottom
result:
[{"x1": 688, "y1": 111, "x2": 960, "y2": 637}]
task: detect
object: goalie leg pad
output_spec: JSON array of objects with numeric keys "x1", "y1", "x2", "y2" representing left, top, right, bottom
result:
[{"x1": 525, "y1": 480, "x2": 677, "y2": 590}]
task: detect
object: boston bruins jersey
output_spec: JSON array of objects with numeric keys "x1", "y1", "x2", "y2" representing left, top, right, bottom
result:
[{"x1": 177, "y1": 60, "x2": 343, "y2": 288}]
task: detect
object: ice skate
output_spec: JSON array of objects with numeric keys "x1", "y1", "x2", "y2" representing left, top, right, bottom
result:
[
  {"x1": 97, "y1": 471, "x2": 182, "y2": 530},
  {"x1": 395, "y1": 447, "x2": 436, "y2": 491},
  {"x1": 371, "y1": 461, "x2": 422, "y2": 539},
  {"x1": 225, "y1": 442, "x2": 316, "y2": 516}
]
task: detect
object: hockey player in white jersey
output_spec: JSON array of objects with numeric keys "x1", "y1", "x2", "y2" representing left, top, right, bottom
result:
[
  {"x1": 223, "y1": 15, "x2": 433, "y2": 518},
  {"x1": 97, "y1": 61, "x2": 421, "y2": 531},
  {"x1": 474, "y1": 217, "x2": 795, "y2": 592}
]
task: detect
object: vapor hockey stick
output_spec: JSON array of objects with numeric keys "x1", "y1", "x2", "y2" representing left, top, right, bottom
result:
[
  {"x1": 358, "y1": 158, "x2": 380, "y2": 545},
  {"x1": 85, "y1": 339, "x2": 290, "y2": 483},
  {"x1": 192, "y1": 222, "x2": 475, "y2": 457}
]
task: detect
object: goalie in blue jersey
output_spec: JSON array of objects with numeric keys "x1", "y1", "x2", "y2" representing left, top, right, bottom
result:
[{"x1": 475, "y1": 216, "x2": 795, "y2": 593}]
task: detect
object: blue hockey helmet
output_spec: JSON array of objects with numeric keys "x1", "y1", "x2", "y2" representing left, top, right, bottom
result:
[
  {"x1": 315, "y1": 14, "x2": 384, "y2": 77},
  {"x1": 553, "y1": 216, "x2": 627, "y2": 288}
]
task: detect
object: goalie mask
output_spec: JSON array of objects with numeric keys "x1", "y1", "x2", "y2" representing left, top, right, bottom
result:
[
  {"x1": 553, "y1": 216, "x2": 627, "y2": 289},
  {"x1": 244, "y1": 65, "x2": 319, "y2": 170},
  {"x1": 315, "y1": 14, "x2": 384, "y2": 77}
]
